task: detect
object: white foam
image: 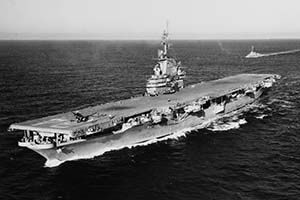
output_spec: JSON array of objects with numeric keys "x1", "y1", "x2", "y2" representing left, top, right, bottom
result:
[
  {"x1": 255, "y1": 114, "x2": 268, "y2": 119},
  {"x1": 207, "y1": 119, "x2": 246, "y2": 132},
  {"x1": 280, "y1": 104, "x2": 293, "y2": 108},
  {"x1": 238, "y1": 118, "x2": 247, "y2": 125},
  {"x1": 206, "y1": 113, "x2": 248, "y2": 132},
  {"x1": 268, "y1": 98, "x2": 293, "y2": 105}
]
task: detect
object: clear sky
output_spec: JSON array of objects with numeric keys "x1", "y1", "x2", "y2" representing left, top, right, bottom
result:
[{"x1": 1, "y1": 0, "x2": 300, "y2": 39}]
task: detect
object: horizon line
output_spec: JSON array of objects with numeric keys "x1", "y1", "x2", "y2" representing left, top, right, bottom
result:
[
  {"x1": 1, "y1": 38, "x2": 300, "y2": 41},
  {"x1": 1, "y1": 32, "x2": 300, "y2": 40}
]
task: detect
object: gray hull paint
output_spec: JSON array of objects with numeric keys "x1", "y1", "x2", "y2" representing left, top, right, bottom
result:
[{"x1": 34, "y1": 88, "x2": 265, "y2": 166}]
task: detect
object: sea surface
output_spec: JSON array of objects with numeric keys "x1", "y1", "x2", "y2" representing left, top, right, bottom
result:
[{"x1": 0, "y1": 40, "x2": 300, "y2": 200}]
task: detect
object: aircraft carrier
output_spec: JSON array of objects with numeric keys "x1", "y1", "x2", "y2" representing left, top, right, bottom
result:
[{"x1": 8, "y1": 28, "x2": 280, "y2": 167}]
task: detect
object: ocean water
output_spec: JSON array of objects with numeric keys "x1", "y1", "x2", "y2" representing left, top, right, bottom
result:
[{"x1": 0, "y1": 40, "x2": 300, "y2": 200}]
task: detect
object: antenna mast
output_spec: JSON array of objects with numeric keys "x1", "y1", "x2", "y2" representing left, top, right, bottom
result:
[
  {"x1": 166, "y1": 20, "x2": 169, "y2": 35},
  {"x1": 162, "y1": 21, "x2": 169, "y2": 57}
]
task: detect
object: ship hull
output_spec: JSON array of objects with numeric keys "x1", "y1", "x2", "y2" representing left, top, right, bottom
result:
[{"x1": 32, "y1": 87, "x2": 266, "y2": 167}]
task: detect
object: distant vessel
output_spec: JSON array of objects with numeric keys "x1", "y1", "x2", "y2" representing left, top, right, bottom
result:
[
  {"x1": 8, "y1": 26, "x2": 280, "y2": 167},
  {"x1": 245, "y1": 46, "x2": 265, "y2": 58},
  {"x1": 246, "y1": 46, "x2": 300, "y2": 58}
]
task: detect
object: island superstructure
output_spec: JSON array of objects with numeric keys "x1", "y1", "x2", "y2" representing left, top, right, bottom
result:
[
  {"x1": 146, "y1": 28, "x2": 185, "y2": 95},
  {"x1": 8, "y1": 28, "x2": 280, "y2": 167}
]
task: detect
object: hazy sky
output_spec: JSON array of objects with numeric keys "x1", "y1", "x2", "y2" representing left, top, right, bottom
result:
[{"x1": 1, "y1": 0, "x2": 300, "y2": 39}]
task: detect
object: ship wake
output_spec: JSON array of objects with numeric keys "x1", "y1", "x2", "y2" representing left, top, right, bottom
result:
[
  {"x1": 206, "y1": 116, "x2": 247, "y2": 132},
  {"x1": 263, "y1": 49, "x2": 300, "y2": 57},
  {"x1": 246, "y1": 48, "x2": 300, "y2": 58}
]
